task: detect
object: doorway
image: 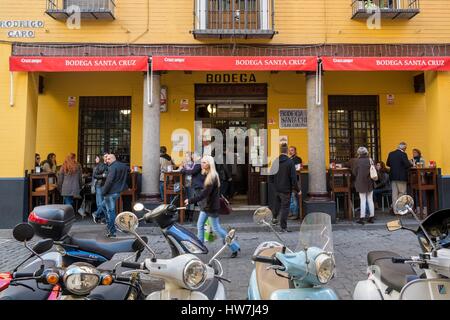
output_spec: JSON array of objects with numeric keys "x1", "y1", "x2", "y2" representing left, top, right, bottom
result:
[
  {"x1": 78, "y1": 96, "x2": 131, "y2": 168},
  {"x1": 328, "y1": 95, "x2": 380, "y2": 163},
  {"x1": 195, "y1": 84, "x2": 267, "y2": 205}
]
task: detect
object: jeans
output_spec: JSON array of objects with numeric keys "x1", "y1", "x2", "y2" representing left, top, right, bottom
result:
[
  {"x1": 63, "y1": 196, "x2": 74, "y2": 207},
  {"x1": 289, "y1": 192, "x2": 299, "y2": 217},
  {"x1": 104, "y1": 193, "x2": 120, "y2": 235},
  {"x1": 196, "y1": 211, "x2": 240, "y2": 253},
  {"x1": 274, "y1": 192, "x2": 291, "y2": 230},
  {"x1": 94, "y1": 185, "x2": 106, "y2": 218},
  {"x1": 159, "y1": 181, "x2": 164, "y2": 201},
  {"x1": 359, "y1": 191, "x2": 375, "y2": 218}
]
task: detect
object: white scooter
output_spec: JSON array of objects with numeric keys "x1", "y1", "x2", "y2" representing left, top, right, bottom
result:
[
  {"x1": 353, "y1": 195, "x2": 450, "y2": 300},
  {"x1": 114, "y1": 211, "x2": 232, "y2": 300}
]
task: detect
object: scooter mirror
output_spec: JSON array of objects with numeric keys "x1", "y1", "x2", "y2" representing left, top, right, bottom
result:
[
  {"x1": 133, "y1": 203, "x2": 145, "y2": 212},
  {"x1": 115, "y1": 212, "x2": 139, "y2": 233},
  {"x1": 386, "y1": 219, "x2": 403, "y2": 232},
  {"x1": 394, "y1": 195, "x2": 414, "y2": 216},
  {"x1": 12, "y1": 223, "x2": 35, "y2": 242},
  {"x1": 32, "y1": 239, "x2": 54, "y2": 254},
  {"x1": 253, "y1": 207, "x2": 273, "y2": 225},
  {"x1": 225, "y1": 229, "x2": 236, "y2": 245}
]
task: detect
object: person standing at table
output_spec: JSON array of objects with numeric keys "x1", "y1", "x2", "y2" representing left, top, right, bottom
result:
[
  {"x1": 101, "y1": 153, "x2": 128, "y2": 238},
  {"x1": 353, "y1": 147, "x2": 375, "y2": 225},
  {"x1": 58, "y1": 153, "x2": 82, "y2": 208},
  {"x1": 159, "y1": 146, "x2": 174, "y2": 201},
  {"x1": 92, "y1": 153, "x2": 108, "y2": 224},
  {"x1": 288, "y1": 146, "x2": 302, "y2": 220},
  {"x1": 270, "y1": 144, "x2": 300, "y2": 232},
  {"x1": 386, "y1": 142, "x2": 412, "y2": 213},
  {"x1": 411, "y1": 148, "x2": 425, "y2": 167}
]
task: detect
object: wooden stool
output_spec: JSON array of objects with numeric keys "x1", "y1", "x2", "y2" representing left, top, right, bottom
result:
[
  {"x1": 29, "y1": 173, "x2": 57, "y2": 210},
  {"x1": 328, "y1": 168, "x2": 352, "y2": 220},
  {"x1": 119, "y1": 172, "x2": 138, "y2": 212}
]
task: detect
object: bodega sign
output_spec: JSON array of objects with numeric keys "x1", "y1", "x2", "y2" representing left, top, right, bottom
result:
[
  {"x1": 153, "y1": 56, "x2": 317, "y2": 71},
  {"x1": 206, "y1": 73, "x2": 256, "y2": 83},
  {"x1": 322, "y1": 57, "x2": 450, "y2": 71},
  {"x1": 9, "y1": 56, "x2": 149, "y2": 72},
  {"x1": 0, "y1": 20, "x2": 44, "y2": 38}
]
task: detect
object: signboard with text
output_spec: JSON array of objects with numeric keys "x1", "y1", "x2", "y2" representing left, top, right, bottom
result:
[{"x1": 279, "y1": 109, "x2": 307, "y2": 129}]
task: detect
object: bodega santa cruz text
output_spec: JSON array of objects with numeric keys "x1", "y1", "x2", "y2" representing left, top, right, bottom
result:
[{"x1": 181, "y1": 304, "x2": 269, "y2": 318}]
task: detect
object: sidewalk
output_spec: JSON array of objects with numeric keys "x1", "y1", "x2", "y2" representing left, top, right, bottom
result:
[{"x1": 0, "y1": 209, "x2": 418, "y2": 238}]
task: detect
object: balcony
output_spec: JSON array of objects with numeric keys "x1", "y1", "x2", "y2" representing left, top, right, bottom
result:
[
  {"x1": 351, "y1": 0, "x2": 420, "y2": 20},
  {"x1": 46, "y1": 0, "x2": 116, "y2": 20},
  {"x1": 193, "y1": 0, "x2": 275, "y2": 39}
]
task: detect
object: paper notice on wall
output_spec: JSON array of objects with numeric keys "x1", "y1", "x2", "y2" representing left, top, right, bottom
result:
[
  {"x1": 180, "y1": 99, "x2": 189, "y2": 111},
  {"x1": 68, "y1": 96, "x2": 76, "y2": 107}
]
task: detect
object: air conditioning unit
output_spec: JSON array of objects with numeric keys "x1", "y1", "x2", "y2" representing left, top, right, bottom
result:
[{"x1": 64, "y1": 0, "x2": 110, "y2": 10}]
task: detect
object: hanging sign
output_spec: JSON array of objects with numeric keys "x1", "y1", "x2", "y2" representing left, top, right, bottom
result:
[
  {"x1": 9, "y1": 56, "x2": 149, "y2": 72},
  {"x1": 153, "y1": 56, "x2": 317, "y2": 71},
  {"x1": 322, "y1": 57, "x2": 450, "y2": 71},
  {"x1": 279, "y1": 109, "x2": 307, "y2": 129}
]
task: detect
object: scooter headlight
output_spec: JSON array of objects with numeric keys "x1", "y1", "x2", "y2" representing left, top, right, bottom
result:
[
  {"x1": 181, "y1": 241, "x2": 205, "y2": 254},
  {"x1": 63, "y1": 263, "x2": 100, "y2": 295},
  {"x1": 315, "y1": 253, "x2": 335, "y2": 284},
  {"x1": 183, "y1": 259, "x2": 207, "y2": 290}
]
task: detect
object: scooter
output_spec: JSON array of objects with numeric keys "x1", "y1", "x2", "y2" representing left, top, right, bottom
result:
[
  {"x1": 247, "y1": 207, "x2": 338, "y2": 300},
  {"x1": 113, "y1": 211, "x2": 232, "y2": 300},
  {"x1": 353, "y1": 195, "x2": 450, "y2": 300},
  {"x1": 1, "y1": 223, "x2": 146, "y2": 300},
  {"x1": 133, "y1": 198, "x2": 208, "y2": 257},
  {"x1": 28, "y1": 204, "x2": 147, "y2": 267}
]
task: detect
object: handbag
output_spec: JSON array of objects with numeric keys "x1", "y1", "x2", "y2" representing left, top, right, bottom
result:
[
  {"x1": 369, "y1": 158, "x2": 379, "y2": 181},
  {"x1": 219, "y1": 194, "x2": 232, "y2": 215}
]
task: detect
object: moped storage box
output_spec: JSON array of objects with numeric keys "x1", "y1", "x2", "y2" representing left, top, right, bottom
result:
[{"x1": 28, "y1": 205, "x2": 76, "y2": 240}]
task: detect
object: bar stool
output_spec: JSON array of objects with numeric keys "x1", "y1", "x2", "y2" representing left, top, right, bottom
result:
[
  {"x1": 29, "y1": 173, "x2": 57, "y2": 210},
  {"x1": 328, "y1": 168, "x2": 352, "y2": 220},
  {"x1": 119, "y1": 172, "x2": 138, "y2": 212}
]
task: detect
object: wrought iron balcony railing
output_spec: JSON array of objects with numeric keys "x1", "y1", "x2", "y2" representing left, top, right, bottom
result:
[
  {"x1": 193, "y1": 0, "x2": 275, "y2": 39},
  {"x1": 46, "y1": 0, "x2": 116, "y2": 20},
  {"x1": 351, "y1": 0, "x2": 420, "y2": 19}
]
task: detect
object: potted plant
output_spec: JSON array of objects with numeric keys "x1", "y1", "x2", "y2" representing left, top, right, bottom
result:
[{"x1": 365, "y1": 0, "x2": 378, "y2": 10}]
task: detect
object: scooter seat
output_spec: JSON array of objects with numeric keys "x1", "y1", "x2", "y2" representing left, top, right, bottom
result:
[
  {"x1": 0, "y1": 259, "x2": 56, "y2": 300},
  {"x1": 255, "y1": 247, "x2": 290, "y2": 300},
  {"x1": 367, "y1": 251, "x2": 416, "y2": 293},
  {"x1": 68, "y1": 232, "x2": 139, "y2": 260}
]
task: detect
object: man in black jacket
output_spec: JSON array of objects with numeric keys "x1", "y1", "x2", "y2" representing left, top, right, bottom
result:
[
  {"x1": 386, "y1": 142, "x2": 412, "y2": 212},
  {"x1": 270, "y1": 144, "x2": 300, "y2": 232},
  {"x1": 101, "y1": 153, "x2": 129, "y2": 237}
]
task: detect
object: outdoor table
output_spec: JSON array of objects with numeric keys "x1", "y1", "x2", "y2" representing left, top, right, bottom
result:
[
  {"x1": 328, "y1": 168, "x2": 352, "y2": 220},
  {"x1": 163, "y1": 171, "x2": 185, "y2": 223},
  {"x1": 408, "y1": 167, "x2": 438, "y2": 219}
]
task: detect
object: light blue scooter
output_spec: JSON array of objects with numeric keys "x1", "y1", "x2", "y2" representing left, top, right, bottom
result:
[{"x1": 247, "y1": 208, "x2": 339, "y2": 300}]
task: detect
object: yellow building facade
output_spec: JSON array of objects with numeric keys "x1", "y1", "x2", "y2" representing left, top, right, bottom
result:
[{"x1": 0, "y1": 0, "x2": 449, "y2": 226}]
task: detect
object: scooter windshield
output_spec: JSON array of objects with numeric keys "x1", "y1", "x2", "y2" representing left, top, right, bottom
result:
[{"x1": 295, "y1": 212, "x2": 334, "y2": 254}]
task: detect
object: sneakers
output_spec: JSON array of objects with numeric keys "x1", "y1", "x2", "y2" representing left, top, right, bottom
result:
[
  {"x1": 280, "y1": 228, "x2": 292, "y2": 233},
  {"x1": 230, "y1": 249, "x2": 240, "y2": 258},
  {"x1": 92, "y1": 214, "x2": 101, "y2": 224},
  {"x1": 271, "y1": 218, "x2": 279, "y2": 226},
  {"x1": 288, "y1": 215, "x2": 300, "y2": 220},
  {"x1": 106, "y1": 232, "x2": 116, "y2": 238}
]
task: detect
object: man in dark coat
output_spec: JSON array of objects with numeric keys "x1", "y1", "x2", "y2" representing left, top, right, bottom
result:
[
  {"x1": 269, "y1": 144, "x2": 300, "y2": 232},
  {"x1": 101, "y1": 153, "x2": 129, "y2": 237},
  {"x1": 386, "y1": 142, "x2": 412, "y2": 212}
]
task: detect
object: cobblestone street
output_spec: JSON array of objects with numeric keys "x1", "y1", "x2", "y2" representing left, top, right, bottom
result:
[{"x1": 0, "y1": 222, "x2": 421, "y2": 300}]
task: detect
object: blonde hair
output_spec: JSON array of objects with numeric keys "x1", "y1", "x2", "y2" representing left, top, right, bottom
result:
[{"x1": 202, "y1": 155, "x2": 220, "y2": 187}]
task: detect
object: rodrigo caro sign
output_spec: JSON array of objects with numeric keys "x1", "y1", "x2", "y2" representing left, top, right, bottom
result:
[{"x1": 0, "y1": 20, "x2": 45, "y2": 38}]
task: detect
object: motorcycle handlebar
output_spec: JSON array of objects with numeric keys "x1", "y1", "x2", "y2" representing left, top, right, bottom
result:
[
  {"x1": 12, "y1": 272, "x2": 36, "y2": 279},
  {"x1": 121, "y1": 261, "x2": 143, "y2": 269},
  {"x1": 391, "y1": 257, "x2": 409, "y2": 264},
  {"x1": 252, "y1": 255, "x2": 281, "y2": 265},
  {"x1": 115, "y1": 276, "x2": 132, "y2": 282}
]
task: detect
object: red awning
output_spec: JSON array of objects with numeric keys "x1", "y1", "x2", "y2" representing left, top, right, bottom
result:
[
  {"x1": 9, "y1": 56, "x2": 149, "y2": 72},
  {"x1": 152, "y1": 56, "x2": 317, "y2": 71},
  {"x1": 321, "y1": 57, "x2": 450, "y2": 71}
]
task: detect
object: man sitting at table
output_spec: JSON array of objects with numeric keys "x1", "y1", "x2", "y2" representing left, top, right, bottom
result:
[{"x1": 386, "y1": 142, "x2": 412, "y2": 214}]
